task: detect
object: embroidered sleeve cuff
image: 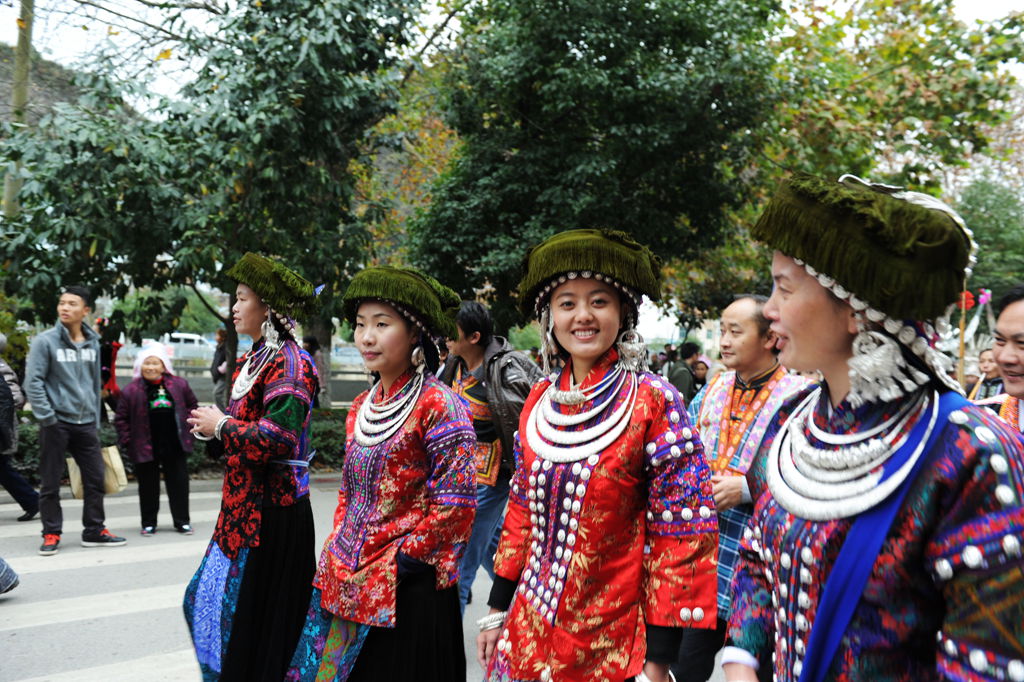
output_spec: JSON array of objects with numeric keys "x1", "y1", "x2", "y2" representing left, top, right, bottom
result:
[
  {"x1": 488, "y1": 575, "x2": 518, "y2": 611},
  {"x1": 645, "y1": 624, "x2": 683, "y2": 664},
  {"x1": 721, "y1": 646, "x2": 759, "y2": 670}
]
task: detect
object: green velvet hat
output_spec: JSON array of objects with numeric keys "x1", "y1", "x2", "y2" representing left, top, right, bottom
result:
[
  {"x1": 225, "y1": 252, "x2": 320, "y2": 318},
  {"x1": 751, "y1": 173, "x2": 974, "y2": 321},
  {"x1": 342, "y1": 266, "x2": 459, "y2": 340},
  {"x1": 518, "y1": 229, "x2": 663, "y2": 317}
]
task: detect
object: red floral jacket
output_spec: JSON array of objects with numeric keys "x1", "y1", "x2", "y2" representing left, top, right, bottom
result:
[
  {"x1": 212, "y1": 339, "x2": 318, "y2": 559},
  {"x1": 313, "y1": 371, "x2": 477, "y2": 627},
  {"x1": 490, "y1": 350, "x2": 719, "y2": 681}
]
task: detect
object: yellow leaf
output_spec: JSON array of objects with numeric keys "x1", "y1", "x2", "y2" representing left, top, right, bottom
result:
[
  {"x1": 16, "y1": 17, "x2": 25, "y2": 30},
  {"x1": 107, "y1": 26, "x2": 120, "y2": 36},
  {"x1": 89, "y1": 239, "x2": 97, "y2": 258},
  {"x1": 234, "y1": 180, "x2": 245, "y2": 195},
  {"x1": 155, "y1": 49, "x2": 172, "y2": 61}
]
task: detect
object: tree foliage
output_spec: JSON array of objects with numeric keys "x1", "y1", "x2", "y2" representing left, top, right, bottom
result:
[
  {"x1": 766, "y1": 0, "x2": 1024, "y2": 188},
  {"x1": 2, "y1": 0, "x2": 421, "y2": 378},
  {"x1": 958, "y1": 176, "x2": 1024, "y2": 302},
  {"x1": 410, "y1": 0, "x2": 781, "y2": 330}
]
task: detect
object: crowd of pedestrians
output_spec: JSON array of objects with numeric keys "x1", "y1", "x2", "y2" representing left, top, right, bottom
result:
[{"x1": 2, "y1": 173, "x2": 1023, "y2": 682}]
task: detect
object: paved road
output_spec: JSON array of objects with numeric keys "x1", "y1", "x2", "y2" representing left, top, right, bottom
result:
[
  {"x1": 1, "y1": 477, "x2": 721, "y2": 681},
  {"x1": 0, "y1": 475, "x2": 491, "y2": 682}
]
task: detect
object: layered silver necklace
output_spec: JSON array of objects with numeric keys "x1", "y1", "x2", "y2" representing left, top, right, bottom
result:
[
  {"x1": 353, "y1": 368, "x2": 424, "y2": 447},
  {"x1": 767, "y1": 387, "x2": 937, "y2": 520},
  {"x1": 230, "y1": 341, "x2": 280, "y2": 401},
  {"x1": 525, "y1": 365, "x2": 637, "y2": 463}
]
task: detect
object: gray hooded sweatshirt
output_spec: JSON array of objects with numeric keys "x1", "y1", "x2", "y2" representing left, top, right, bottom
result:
[{"x1": 24, "y1": 321, "x2": 101, "y2": 429}]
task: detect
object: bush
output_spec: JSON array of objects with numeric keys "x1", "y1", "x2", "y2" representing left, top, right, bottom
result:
[{"x1": 310, "y1": 408, "x2": 347, "y2": 470}]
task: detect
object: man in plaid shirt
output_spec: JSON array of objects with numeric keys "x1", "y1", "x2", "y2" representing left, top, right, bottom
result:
[{"x1": 672, "y1": 295, "x2": 811, "y2": 682}]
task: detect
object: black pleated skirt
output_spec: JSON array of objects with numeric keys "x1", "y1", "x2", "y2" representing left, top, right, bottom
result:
[
  {"x1": 348, "y1": 570, "x2": 465, "y2": 681},
  {"x1": 220, "y1": 497, "x2": 315, "y2": 682}
]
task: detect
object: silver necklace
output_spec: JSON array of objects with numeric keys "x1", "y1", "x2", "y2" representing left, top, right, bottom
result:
[
  {"x1": 230, "y1": 342, "x2": 280, "y2": 401},
  {"x1": 549, "y1": 366, "x2": 624, "y2": 405},
  {"x1": 525, "y1": 366, "x2": 637, "y2": 463},
  {"x1": 353, "y1": 369, "x2": 424, "y2": 447},
  {"x1": 767, "y1": 389, "x2": 937, "y2": 520}
]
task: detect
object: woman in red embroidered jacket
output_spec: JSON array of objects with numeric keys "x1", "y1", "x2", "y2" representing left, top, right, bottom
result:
[
  {"x1": 477, "y1": 229, "x2": 719, "y2": 682},
  {"x1": 183, "y1": 253, "x2": 321, "y2": 681},
  {"x1": 286, "y1": 266, "x2": 477, "y2": 682}
]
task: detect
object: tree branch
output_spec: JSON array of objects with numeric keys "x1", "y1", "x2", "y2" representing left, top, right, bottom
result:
[
  {"x1": 71, "y1": 0, "x2": 192, "y2": 42},
  {"x1": 188, "y1": 280, "x2": 228, "y2": 323},
  {"x1": 400, "y1": 1, "x2": 470, "y2": 87}
]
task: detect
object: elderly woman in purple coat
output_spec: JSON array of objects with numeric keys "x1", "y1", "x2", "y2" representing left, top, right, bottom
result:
[{"x1": 114, "y1": 344, "x2": 198, "y2": 536}]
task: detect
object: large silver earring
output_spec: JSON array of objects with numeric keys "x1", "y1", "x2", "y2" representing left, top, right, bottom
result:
[
  {"x1": 539, "y1": 306, "x2": 558, "y2": 376},
  {"x1": 262, "y1": 312, "x2": 281, "y2": 349},
  {"x1": 616, "y1": 327, "x2": 648, "y2": 373},
  {"x1": 846, "y1": 320, "x2": 929, "y2": 408},
  {"x1": 411, "y1": 346, "x2": 425, "y2": 374}
]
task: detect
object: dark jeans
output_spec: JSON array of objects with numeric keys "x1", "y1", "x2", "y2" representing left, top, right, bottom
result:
[
  {"x1": 135, "y1": 452, "x2": 190, "y2": 529},
  {"x1": 38, "y1": 421, "x2": 106, "y2": 537},
  {"x1": 458, "y1": 476, "x2": 510, "y2": 613},
  {"x1": 0, "y1": 453, "x2": 39, "y2": 513}
]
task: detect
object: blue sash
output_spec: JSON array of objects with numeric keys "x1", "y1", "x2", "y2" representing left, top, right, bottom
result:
[{"x1": 798, "y1": 390, "x2": 968, "y2": 682}]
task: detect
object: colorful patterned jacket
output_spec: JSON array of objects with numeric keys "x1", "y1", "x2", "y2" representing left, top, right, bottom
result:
[
  {"x1": 488, "y1": 350, "x2": 719, "y2": 682},
  {"x1": 313, "y1": 370, "x2": 477, "y2": 628},
  {"x1": 212, "y1": 339, "x2": 318, "y2": 559},
  {"x1": 728, "y1": 388, "x2": 1024, "y2": 681}
]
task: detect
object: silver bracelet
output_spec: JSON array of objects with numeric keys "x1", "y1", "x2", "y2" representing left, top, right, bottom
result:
[
  {"x1": 214, "y1": 415, "x2": 231, "y2": 440},
  {"x1": 476, "y1": 611, "x2": 506, "y2": 633}
]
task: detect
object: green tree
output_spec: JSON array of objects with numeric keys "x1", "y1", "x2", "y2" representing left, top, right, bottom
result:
[
  {"x1": 410, "y1": 0, "x2": 781, "y2": 331},
  {"x1": 765, "y1": 0, "x2": 1023, "y2": 188},
  {"x1": 958, "y1": 176, "x2": 1024, "y2": 302},
  {"x1": 2, "y1": 0, "x2": 420, "y2": 391}
]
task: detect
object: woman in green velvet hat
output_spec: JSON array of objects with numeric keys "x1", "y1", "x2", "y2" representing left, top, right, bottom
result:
[
  {"x1": 477, "y1": 229, "x2": 720, "y2": 682},
  {"x1": 721, "y1": 174, "x2": 1024, "y2": 682},
  {"x1": 183, "y1": 252, "x2": 321, "y2": 681},
  {"x1": 286, "y1": 266, "x2": 478, "y2": 681}
]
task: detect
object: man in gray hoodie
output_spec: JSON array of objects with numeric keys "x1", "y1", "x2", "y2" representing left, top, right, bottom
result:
[{"x1": 24, "y1": 285, "x2": 126, "y2": 555}]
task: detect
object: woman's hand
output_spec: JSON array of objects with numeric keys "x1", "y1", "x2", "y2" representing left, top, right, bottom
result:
[
  {"x1": 188, "y1": 405, "x2": 226, "y2": 439},
  {"x1": 476, "y1": 608, "x2": 503, "y2": 670}
]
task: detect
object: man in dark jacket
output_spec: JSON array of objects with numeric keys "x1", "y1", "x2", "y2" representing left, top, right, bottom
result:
[
  {"x1": 24, "y1": 286, "x2": 126, "y2": 555},
  {"x1": 440, "y1": 301, "x2": 544, "y2": 612}
]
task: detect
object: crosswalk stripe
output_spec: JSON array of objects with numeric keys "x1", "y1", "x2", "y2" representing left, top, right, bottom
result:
[
  {"x1": 0, "y1": 584, "x2": 187, "y2": 633},
  {"x1": 12, "y1": 648, "x2": 200, "y2": 682},
  {"x1": 6, "y1": 540, "x2": 205, "y2": 576},
  {"x1": 0, "y1": 508, "x2": 220, "y2": 539}
]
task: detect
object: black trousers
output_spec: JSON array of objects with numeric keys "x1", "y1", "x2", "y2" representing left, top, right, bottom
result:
[
  {"x1": 0, "y1": 453, "x2": 39, "y2": 514},
  {"x1": 38, "y1": 421, "x2": 105, "y2": 537},
  {"x1": 135, "y1": 450, "x2": 190, "y2": 529}
]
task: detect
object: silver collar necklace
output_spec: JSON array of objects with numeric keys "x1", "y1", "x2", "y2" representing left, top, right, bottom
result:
[
  {"x1": 767, "y1": 387, "x2": 936, "y2": 520},
  {"x1": 525, "y1": 364, "x2": 637, "y2": 463},
  {"x1": 353, "y1": 368, "x2": 425, "y2": 447}
]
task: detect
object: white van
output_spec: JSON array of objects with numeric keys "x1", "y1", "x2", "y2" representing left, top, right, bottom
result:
[{"x1": 160, "y1": 332, "x2": 216, "y2": 360}]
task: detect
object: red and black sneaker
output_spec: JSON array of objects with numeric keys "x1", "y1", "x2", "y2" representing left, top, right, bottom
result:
[
  {"x1": 81, "y1": 529, "x2": 127, "y2": 548},
  {"x1": 38, "y1": 533, "x2": 61, "y2": 556}
]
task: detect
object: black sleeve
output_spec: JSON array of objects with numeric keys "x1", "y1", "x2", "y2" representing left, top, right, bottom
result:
[{"x1": 487, "y1": 575, "x2": 518, "y2": 611}]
